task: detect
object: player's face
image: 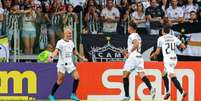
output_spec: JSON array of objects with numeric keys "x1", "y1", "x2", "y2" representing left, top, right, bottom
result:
[
  {"x1": 127, "y1": 25, "x2": 133, "y2": 34},
  {"x1": 64, "y1": 28, "x2": 72, "y2": 40}
]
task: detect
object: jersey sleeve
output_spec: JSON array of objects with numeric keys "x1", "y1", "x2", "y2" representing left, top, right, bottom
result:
[
  {"x1": 56, "y1": 40, "x2": 62, "y2": 51},
  {"x1": 157, "y1": 37, "x2": 163, "y2": 48}
]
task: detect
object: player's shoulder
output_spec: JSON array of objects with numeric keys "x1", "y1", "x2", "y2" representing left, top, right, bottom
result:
[
  {"x1": 57, "y1": 39, "x2": 64, "y2": 44},
  {"x1": 158, "y1": 35, "x2": 164, "y2": 40},
  {"x1": 129, "y1": 33, "x2": 139, "y2": 37}
]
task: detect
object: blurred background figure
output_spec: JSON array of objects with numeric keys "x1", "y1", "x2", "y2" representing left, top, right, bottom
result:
[
  {"x1": 47, "y1": 0, "x2": 65, "y2": 47},
  {"x1": 63, "y1": 4, "x2": 78, "y2": 29},
  {"x1": 0, "y1": 2, "x2": 4, "y2": 36},
  {"x1": 183, "y1": 0, "x2": 199, "y2": 21},
  {"x1": 165, "y1": 0, "x2": 184, "y2": 25},
  {"x1": 145, "y1": 0, "x2": 164, "y2": 35},
  {"x1": 22, "y1": 8, "x2": 37, "y2": 54},
  {"x1": 131, "y1": 2, "x2": 147, "y2": 35},
  {"x1": 84, "y1": 0, "x2": 100, "y2": 34},
  {"x1": 37, "y1": 44, "x2": 54, "y2": 63},
  {"x1": 101, "y1": 0, "x2": 120, "y2": 34}
]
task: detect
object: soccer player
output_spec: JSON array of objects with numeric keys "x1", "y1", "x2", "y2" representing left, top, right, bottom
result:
[
  {"x1": 48, "y1": 27, "x2": 88, "y2": 101},
  {"x1": 150, "y1": 24, "x2": 187, "y2": 100},
  {"x1": 122, "y1": 21, "x2": 156, "y2": 100}
]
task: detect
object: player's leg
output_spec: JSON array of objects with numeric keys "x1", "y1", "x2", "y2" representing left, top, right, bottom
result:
[
  {"x1": 138, "y1": 71, "x2": 156, "y2": 100},
  {"x1": 70, "y1": 69, "x2": 80, "y2": 100},
  {"x1": 162, "y1": 72, "x2": 170, "y2": 100},
  {"x1": 138, "y1": 71, "x2": 153, "y2": 91},
  {"x1": 169, "y1": 73, "x2": 187, "y2": 100},
  {"x1": 137, "y1": 58, "x2": 155, "y2": 100},
  {"x1": 165, "y1": 63, "x2": 187, "y2": 100},
  {"x1": 122, "y1": 57, "x2": 132, "y2": 100},
  {"x1": 49, "y1": 71, "x2": 65, "y2": 101},
  {"x1": 123, "y1": 71, "x2": 130, "y2": 99}
]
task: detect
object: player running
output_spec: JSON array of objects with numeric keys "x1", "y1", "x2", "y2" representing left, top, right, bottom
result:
[
  {"x1": 150, "y1": 23, "x2": 187, "y2": 100},
  {"x1": 122, "y1": 21, "x2": 156, "y2": 100},
  {"x1": 48, "y1": 27, "x2": 88, "y2": 101}
]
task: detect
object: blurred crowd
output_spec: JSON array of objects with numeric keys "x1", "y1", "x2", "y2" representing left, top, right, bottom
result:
[{"x1": 0, "y1": 0, "x2": 200, "y2": 55}]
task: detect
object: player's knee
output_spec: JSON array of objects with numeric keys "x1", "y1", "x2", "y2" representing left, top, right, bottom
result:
[
  {"x1": 138, "y1": 71, "x2": 145, "y2": 78},
  {"x1": 74, "y1": 76, "x2": 79, "y2": 80},
  {"x1": 123, "y1": 71, "x2": 130, "y2": 78},
  {"x1": 57, "y1": 78, "x2": 64, "y2": 85},
  {"x1": 169, "y1": 73, "x2": 175, "y2": 78}
]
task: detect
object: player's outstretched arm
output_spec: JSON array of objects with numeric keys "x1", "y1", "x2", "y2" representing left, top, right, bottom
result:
[
  {"x1": 48, "y1": 49, "x2": 59, "y2": 62},
  {"x1": 73, "y1": 48, "x2": 88, "y2": 62}
]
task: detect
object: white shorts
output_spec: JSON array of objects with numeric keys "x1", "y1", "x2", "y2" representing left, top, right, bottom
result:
[
  {"x1": 56, "y1": 62, "x2": 76, "y2": 74},
  {"x1": 164, "y1": 61, "x2": 177, "y2": 74},
  {"x1": 123, "y1": 53, "x2": 144, "y2": 73}
]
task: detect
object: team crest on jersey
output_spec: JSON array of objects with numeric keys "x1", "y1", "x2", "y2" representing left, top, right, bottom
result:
[{"x1": 89, "y1": 37, "x2": 126, "y2": 62}]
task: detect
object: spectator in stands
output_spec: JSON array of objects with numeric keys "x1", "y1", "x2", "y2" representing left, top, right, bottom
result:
[
  {"x1": 84, "y1": 4, "x2": 99, "y2": 34},
  {"x1": 36, "y1": 1, "x2": 49, "y2": 51},
  {"x1": 128, "y1": 3, "x2": 137, "y2": 14},
  {"x1": 166, "y1": 0, "x2": 184, "y2": 25},
  {"x1": 117, "y1": 0, "x2": 129, "y2": 21},
  {"x1": 2, "y1": 0, "x2": 11, "y2": 37},
  {"x1": 117, "y1": 0, "x2": 129, "y2": 34},
  {"x1": 22, "y1": 8, "x2": 37, "y2": 54},
  {"x1": 145, "y1": 0, "x2": 164, "y2": 35},
  {"x1": 188, "y1": 11, "x2": 199, "y2": 23},
  {"x1": 0, "y1": 2, "x2": 4, "y2": 36},
  {"x1": 131, "y1": 2, "x2": 147, "y2": 34},
  {"x1": 85, "y1": 0, "x2": 99, "y2": 13},
  {"x1": 101, "y1": 0, "x2": 120, "y2": 34},
  {"x1": 37, "y1": 44, "x2": 54, "y2": 63},
  {"x1": 63, "y1": 4, "x2": 78, "y2": 29},
  {"x1": 183, "y1": 0, "x2": 199, "y2": 21},
  {"x1": 7, "y1": 4, "x2": 21, "y2": 52},
  {"x1": 47, "y1": 0, "x2": 65, "y2": 47}
]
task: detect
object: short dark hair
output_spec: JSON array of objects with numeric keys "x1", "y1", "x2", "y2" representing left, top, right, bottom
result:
[
  {"x1": 128, "y1": 21, "x2": 137, "y2": 30},
  {"x1": 163, "y1": 24, "x2": 171, "y2": 34}
]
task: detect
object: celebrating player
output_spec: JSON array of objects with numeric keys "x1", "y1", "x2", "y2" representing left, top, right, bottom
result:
[
  {"x1": 48, "y1": 27, "x2": 88, "y2": 101},
  {"x1": 122, "y1": 21, "x2": 156, "y2": 100},
  {"x1": 150, "y1": 23, "x2": 187, "y2": 100}
]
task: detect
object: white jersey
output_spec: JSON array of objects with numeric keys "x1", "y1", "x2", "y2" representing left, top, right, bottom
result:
[
  {"x1": 127, "y1": 33, "x2": 141, "y2": 55},
  {"x1": 157, "y1": 34, "x2": 182, "y2": 63},
  {"x1": 56, "y1": 39, "x2": 75, "y2": 65},
  {"x1": 101, "y1": 7, "x2": 120, "y2": 32},
  {"x1": 183, "y1": 4, "x2": 199, "y2": 20},
  {"x1": 166, "y1": 6, "x2": 184, "y2": 25},
  {"x1": 123, "y1": 33, "x2": 144, "y2": 72}
]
